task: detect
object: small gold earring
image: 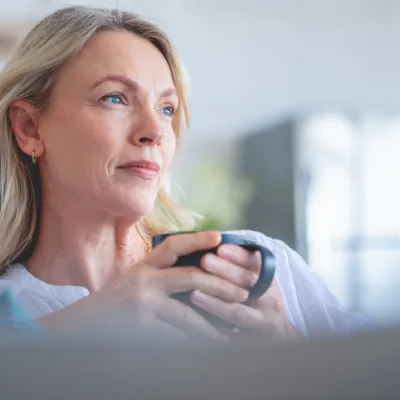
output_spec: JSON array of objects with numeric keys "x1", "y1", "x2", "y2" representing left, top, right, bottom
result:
[{"x1": 31, "y1": 150, "x2": 37, "y2": 164}]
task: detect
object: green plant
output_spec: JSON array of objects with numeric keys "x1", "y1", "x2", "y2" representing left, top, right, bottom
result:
[{"x1": 184, "y1": 161, "x2": 255, "y2": 231}]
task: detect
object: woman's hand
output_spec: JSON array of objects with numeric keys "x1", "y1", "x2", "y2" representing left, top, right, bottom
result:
[
  {"x1": 40, "y1": 232, "x2": 247, "y2": 342},
  {"x1": 190, "y1": 244, "x2": 301, "y2": 342}
]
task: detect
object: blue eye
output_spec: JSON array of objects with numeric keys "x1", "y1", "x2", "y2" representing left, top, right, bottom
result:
[
  {"x1": 161, "y1": 106, "x2": 175, "y2": 117},
  {"x1": 103, "y1": 94, "x2": 124, "y2": 105}
]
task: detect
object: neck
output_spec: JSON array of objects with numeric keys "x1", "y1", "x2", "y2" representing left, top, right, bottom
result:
[{"x1": 25, "y1": 196, "x2": 148, "y2": 293}]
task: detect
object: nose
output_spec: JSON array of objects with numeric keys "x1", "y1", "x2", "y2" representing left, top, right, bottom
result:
[{"x1": 131, "y1": 110, "x2": 164, "y2": 147}]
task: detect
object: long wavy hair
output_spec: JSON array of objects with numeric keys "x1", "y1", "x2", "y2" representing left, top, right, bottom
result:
[{"x1": 0, "y1": 6, "x2": 197, "y2": 273}]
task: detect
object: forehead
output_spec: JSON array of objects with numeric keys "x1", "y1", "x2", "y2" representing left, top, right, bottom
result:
[{"x1": 58, "y1": 30, "x2": 175, "y2": 91}]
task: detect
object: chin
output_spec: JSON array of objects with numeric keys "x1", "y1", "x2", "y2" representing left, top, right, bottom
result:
[
  {"x1": 113, "y1": 195, "x2": 157, "y2": 220},
  {"x1": 102, "y1": 184, "x2": 159, "y2": 220}
]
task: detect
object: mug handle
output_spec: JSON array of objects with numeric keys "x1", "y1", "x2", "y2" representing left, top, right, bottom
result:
[{"x1": 240, "y1": 244, "x2": 276, "y2": 300}]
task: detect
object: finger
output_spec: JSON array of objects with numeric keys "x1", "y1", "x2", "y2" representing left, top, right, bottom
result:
[
  {"x1": 250, "y1": 278, "x2": 286, "y2": 314},
  {"x1": 160, "y1": 267, "x2": 249, "y2": 303},
  {"x1": 153, "y1": 296, "x2": 228, "y2": 343},
  {"x1": 190, "y1": 290, "x2": 264, "y2": 330},
  {"x1": 217, "y1": 245, "x2": 262, "y2": 274},
  {"x1": 201, "y1": 253, "x2": 259, "y2": 289},
  {"x1": 148, "y1": 231, "x2": 222, "y2": 269}
]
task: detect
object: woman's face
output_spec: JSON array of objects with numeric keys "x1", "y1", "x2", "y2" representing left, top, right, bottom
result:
[{"x1": 37, "y1": 30, "x2": 178, "y2": 218}]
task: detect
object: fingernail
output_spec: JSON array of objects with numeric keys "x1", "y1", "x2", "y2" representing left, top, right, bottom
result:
[
  {"x1": 250, "y1": 273, "x2": 259, "y2": 287},
  {"x1": 211, "y1": 231, "x2": 222, "y2": 245},
  {"x1": 219, "y1": 245, "x2": 233, "y2": 258},
  {"x1": 255, "y1": 251, "x2": 262, "y2": 272},
  {"x1": 240, "y1": 290, "x2": 250, "y2": 303},
  {"x1": 192, "y1": 290, "x2": 209, "y2": 305},
  {"x1": 204, "y1": 254, "x2": 219, "y2": 269}
]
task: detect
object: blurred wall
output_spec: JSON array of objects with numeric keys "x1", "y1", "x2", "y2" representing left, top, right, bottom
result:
[
  {"x1": 0, "y1": 0, "x2": 399, "y2": 139},
  {"x1": 239, "y1": 119, "x2": 298, "y2": 251}
]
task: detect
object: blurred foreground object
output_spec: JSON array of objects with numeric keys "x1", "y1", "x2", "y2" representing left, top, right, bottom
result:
[{"x1": 0, "y1": 327, "x2": 399, "y2": 399}]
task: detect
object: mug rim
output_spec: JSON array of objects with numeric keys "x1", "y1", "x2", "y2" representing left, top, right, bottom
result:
[{"x1": 152, "y1": 231, "x2": 257, "y2": 247}]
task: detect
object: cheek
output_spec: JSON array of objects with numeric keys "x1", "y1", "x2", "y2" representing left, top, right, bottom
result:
[
  {"x1": 161, "y1": 132, "x2": 177, "y2": 169},
  {"x1": 43, "y1": 105, "x2": 122, "y2": 152},
  {"x1": 39, "y1": 107, "x2": 123, "y2": 182}
]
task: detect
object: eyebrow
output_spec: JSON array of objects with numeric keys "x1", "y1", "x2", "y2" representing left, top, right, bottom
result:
[{"x1": 91, "y1": 74, "x2": 177, "y2": 98}]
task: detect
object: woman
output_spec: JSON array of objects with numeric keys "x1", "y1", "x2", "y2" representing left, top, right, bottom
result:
[{"x1": 0, "y1": 6, "x2": 371, "y2": 342}]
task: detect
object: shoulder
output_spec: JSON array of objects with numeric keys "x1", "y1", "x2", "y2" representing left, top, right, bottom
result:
[
  {"x1": 0, "y1": 265, "x2": 24, "y2": 297},
  {"x1": 0, "y1": 264, "x2": 89, "y2": 320},
  {"x1": 0, "y1": 264, "x2": 44, "y2": 317},
  {"x1": 224, "y1": 230, "x2": 312, "y2": 308},
  {"x1": 224, "y1": 229, "x2": 335, "y2": 288},
  {"x1": 224, "y1": 229, "x2": 314, "y2": 292},
  {"x1": 224, "y1": 230, "x2": 375, "y2": 336}
]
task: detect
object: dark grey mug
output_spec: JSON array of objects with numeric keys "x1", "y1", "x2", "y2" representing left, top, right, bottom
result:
[{"x1": 152, "y1": 232, "x2": 276, "y2": 330}]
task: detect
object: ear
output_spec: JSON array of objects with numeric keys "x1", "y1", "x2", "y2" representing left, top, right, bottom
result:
[{"x1": 9, "y1": 100, "x2": 44, "y2": 158}]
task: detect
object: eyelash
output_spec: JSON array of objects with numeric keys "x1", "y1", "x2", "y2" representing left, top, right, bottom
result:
[
  {"x1": 101, "y1": 93, "x2": 127, "y2": 105},
  {"x1": 161, "y1": 105, "x2": 176, "y2": 118},
  {"x1": 100, "y1": 93, "x2": 177, "y2": 118}
]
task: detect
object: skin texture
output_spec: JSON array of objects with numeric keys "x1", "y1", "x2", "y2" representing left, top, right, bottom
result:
[{"x1": 9, "y1": 30, "x2": 299, "y2": 343}]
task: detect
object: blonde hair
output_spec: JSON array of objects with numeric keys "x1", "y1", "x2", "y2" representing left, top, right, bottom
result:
[{"x1": 0, "y1": 6, "x2": 198, "y2": 272}]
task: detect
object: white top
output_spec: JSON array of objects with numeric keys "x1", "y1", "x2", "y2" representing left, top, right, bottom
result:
[{"x1": 0, "y1": 230, "x2": 373, "y2": 337}]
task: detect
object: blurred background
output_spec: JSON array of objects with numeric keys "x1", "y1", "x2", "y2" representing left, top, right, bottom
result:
[{"x1": 1, "y1": 0, "x2": 400, "y2": 323}]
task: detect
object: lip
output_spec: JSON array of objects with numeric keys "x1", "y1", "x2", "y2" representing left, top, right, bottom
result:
[
  {"x1": 117, "y1": 160, "x2": 160, "y2": 180},
  {"x1": 118, "y1": 160, "x2": 160, "y2": 172}
]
